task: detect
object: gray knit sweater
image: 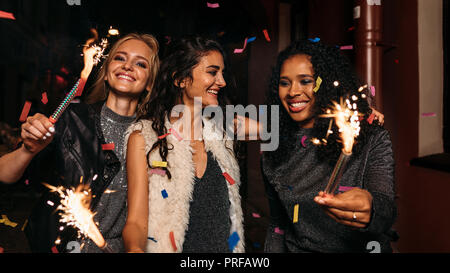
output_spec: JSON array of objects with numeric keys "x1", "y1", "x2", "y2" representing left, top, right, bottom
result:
[
  {"x1": 261, "y1": 126, "x2": 397, "y2": 253},
  {"x1": 81, "y1": 104, "x2": 135, "y2": 253}
]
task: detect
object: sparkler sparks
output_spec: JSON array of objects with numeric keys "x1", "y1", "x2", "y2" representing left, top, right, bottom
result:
[
  {"x1": 320, "y1": 97, "x2": 362, "y2": 154},
  {"x1": 43, "y1": 178, "x2": 114, "y2": 252},
  {"x1": 319, "y1": 91, "x2": 364, "y2": 194}
]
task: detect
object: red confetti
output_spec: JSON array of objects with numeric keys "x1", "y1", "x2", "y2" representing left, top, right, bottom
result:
[
  {"x1": 0, "y1": 10, "x2": 15, "y2": 20},
  {"x1": 223, "y1": 172, "x2": 235, "y2": 185},
  {"x1": 263, "y1": 29, "x2": 271, "y2": 42},
  {"x1": 101, "y1": 143, "x2": 115, "y2": 150},
  {"x1": 51, "y1": 246, "x2": 59, "y2": 253},
  {"x1": 158, "y1": 133, "x2": 171, "y2": 139},
  {"x1": 394, "y1": 59, "x2": 399, "y2": 64},
  {"x1": 367, "y1": 113, "x2": 375, "y2": 124},
  {"x1": 41, "y1": 92, "x2": 48, "y2": 105},
  {"x1": 348, "y1": 26, "x2": 355, "y2": 31},
  {"x1": 19, "y1": 101, "x2": 32, "y2": 122},
  {"x1": 0, "y1": 246, "x2": 4, "y2": 253},
  {"x1": 169, "y1": 231, "x2": 177, "y2": 252}
]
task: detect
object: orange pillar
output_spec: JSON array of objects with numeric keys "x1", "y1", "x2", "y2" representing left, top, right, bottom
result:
[{"x1": 354, "y1": 0, "x2": 384, "y2": 111}]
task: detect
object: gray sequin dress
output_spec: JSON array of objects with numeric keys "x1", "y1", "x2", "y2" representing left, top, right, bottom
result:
[{"x1": 81, "y1": 104, "x2": 135, "y2": 253}]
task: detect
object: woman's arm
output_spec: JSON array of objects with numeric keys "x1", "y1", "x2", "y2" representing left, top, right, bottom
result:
[
  {"x1": 122, "y1": 131, "x2": 149, "y2": 253},
  {"x1": 234, "y1": 115, "x2": 261, "y2": 141},
  {"x1": 0, "y1": 113, "x2": 54, "y2": 183},
  {"x1": 262, "y1": 168, "x2": 288, "y2": 252},
  {"x1": 314, "y1": 130, "x2": 396, "y2": 232}
]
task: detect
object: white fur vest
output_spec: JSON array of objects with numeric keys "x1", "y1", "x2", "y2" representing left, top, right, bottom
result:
[{"x1": 124, "y1": 117, "x2": 245, "y2": 253}]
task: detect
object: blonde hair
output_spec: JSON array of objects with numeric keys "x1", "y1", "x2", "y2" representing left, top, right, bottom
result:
[{"x1": 86, "y1": 33, "x2": 159, "y2": 117}]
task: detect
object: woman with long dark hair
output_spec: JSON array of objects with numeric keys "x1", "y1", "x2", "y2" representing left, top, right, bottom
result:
[{"x1": 123, "y1": 36, "x2": 245, "y2": 253}]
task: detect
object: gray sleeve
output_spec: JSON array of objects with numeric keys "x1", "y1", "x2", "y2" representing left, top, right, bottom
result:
[
  {"x1": 262, "y1": 172, "x2": 288, "y2": 253},
  {"x1": 362, "y1": 129, "x2": 397, "y2": 235}
]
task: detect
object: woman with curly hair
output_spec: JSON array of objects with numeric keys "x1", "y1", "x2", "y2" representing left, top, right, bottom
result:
[
  {"x1": 123, "y1": 36, "x2": 245, "y2": 253},
  {"x1": 262, "y1": 40, "x2": 397, "y2": 253}
]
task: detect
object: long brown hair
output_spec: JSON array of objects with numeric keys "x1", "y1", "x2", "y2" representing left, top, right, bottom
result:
[{"x1": 86, "y1": 33, "x2": 159, "y2": 117}]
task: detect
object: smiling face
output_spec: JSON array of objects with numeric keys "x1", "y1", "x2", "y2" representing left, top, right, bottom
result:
[
  {"x1": 278, "y1": 54, "x2": 317, "y2": 128},
  {"x1": 105, "y1": 39, "x2": 153, "y2": 98},
  {"x1": 180, "y1": 50, "x2": 226, "y2": 108}
]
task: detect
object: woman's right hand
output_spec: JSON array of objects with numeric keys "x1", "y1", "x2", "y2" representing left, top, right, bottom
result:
[{"x1": 21, "y1": 113, "x2": 55, "y2": 154}]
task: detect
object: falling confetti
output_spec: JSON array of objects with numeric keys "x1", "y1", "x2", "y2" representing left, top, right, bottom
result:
[
  {"x1": 207, "y1": 2, "x2": 220, "y2": 8},
  {"x1": 152, "y1": 161, "x2": 168, "y2": 168},
  {"x1": 252, "y1": 213, "x2": 261, "y2": 218},
  {"x1": 149, "y1": 168, "x2": 166, "y2": 176},
  {"x1": 293, "y1": 204, "x2": 299, "y2": 223},
  {"x1": 0, "y1": 10, "x2": 15, "y2": 20},
  {"x1": 19, "y1": 101, "x2": 32, "y2": 122},
  {"x1": 41, "y1": 92, "x2": 48, "y2": 105},
  {"x1": 338, "y1": 186, "x2": 355, "y2": 192},
  {"x1": 228, "y1": 231, "x2": 240, "y2": 252},
  {"x1": 101, "y1": 143, "x2": 115, "y2": 151},
  {"x1": 222, "y1": 172, "x2": 235, "y2": 185},
  {"x1": 0, "y1": 215, "x2": 18, "y2": 228},
  {"x1": 169, "y1": 231, "x2": 177, "y2": 252},
  {"x1": 340, "y1": 45, "x2": 354, "y2": 50},
  {"x1": 161, "y1": 189, "x2": 168, "y2": 199},
  {"x1": 301, "y1": 135, "x2": 308, "y2": 148},
  {"x1": 274, "y1": 227, "x2": 284, "y2": 235},
  {"x1": 421, "y1": 112, "x2": 436, "y2": 117},
  {"x1": 263, "y1": 29, "x2": 271, "y2": 42}
]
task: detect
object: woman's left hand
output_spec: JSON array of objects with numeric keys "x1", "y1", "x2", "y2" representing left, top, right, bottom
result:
[{"x1": 313, "y1": 188, "x2": 373, "y2": 228}]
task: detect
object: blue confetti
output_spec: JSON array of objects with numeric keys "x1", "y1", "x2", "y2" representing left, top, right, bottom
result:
[
  {"x1": 147, "y1": 237, "x2": 158, "y2": 243},
  {"x1": 247, "y1": 36, "x2": 256, "y2": 43},
  {"x1": 228, "y1": 232, "x2": 240, "y2": 252},
  {"x1": 308, "y1": 37, "x2": 320, "y2": 43},
  {"x1": 161, "y1": 189, "x2": 168, "y2": 199}
]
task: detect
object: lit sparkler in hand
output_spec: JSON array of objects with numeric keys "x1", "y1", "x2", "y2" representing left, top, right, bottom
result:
[
  {"x1": 320, "y1": 96, "x2": 361, "y2": 194},
  {"x1": 43, "y1": 179, "x2": 113, "y2": 253},
  {"x1": 49, "y1": 29, "x2": 109, "y2": 123}
]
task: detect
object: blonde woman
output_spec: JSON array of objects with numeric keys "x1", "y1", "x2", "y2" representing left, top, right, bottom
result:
[{"x1": 1, "y1": 33, "x2": 159, "y2": 253}]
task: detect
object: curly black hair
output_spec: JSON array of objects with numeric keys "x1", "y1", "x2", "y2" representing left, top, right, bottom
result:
[
  {"x1": 265, "y1": 39, "x2": 376, "y2": 163},
  {"x1": 137, "y1": 36, "x2": 238, "y2": 179}
]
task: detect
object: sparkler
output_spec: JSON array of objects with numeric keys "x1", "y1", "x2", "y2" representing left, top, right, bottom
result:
[
  {"x1": 49, "y1": 29, "x2": 109, "y2": 124},
  {"x1": 320, "y1": 96, "x2": 362, "y2": 194},
  {"x1": 43, "y1": 178, "x2": 114, "y2": 253}
]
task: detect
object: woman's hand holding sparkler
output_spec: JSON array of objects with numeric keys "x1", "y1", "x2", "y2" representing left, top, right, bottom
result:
[
  {"x1": 314, "y1": 188, "x2": 373, "y2": 228},
  {"x1": 21, "y1": 113, "x2": 55, "y2": 154}
]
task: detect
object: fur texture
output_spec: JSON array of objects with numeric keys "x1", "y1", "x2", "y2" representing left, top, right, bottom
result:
[{"x1": 124, "y1": 117, "x2": 245, "y2": 253}]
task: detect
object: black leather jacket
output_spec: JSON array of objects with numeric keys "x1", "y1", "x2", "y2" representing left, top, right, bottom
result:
[{"x1": 24, "y1": 101, "x2": 120, "y2": 253}]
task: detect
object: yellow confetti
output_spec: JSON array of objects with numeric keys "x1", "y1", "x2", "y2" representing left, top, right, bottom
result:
[
  {"x1": 0, "y1": 215, "x2": 18, "y2": 228},
  {"x1": 313, "y1": 76, "x2": 322, "y2": 93},
  {"x1": 293, "y1": 204, "x2": 299, "y2": 223},
  {"x1": 21, "y1": 219, "x2": 28, "y2": 231},
  {"x1": 152, "y1": 161, "x2": 168, "y2": 168}
]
